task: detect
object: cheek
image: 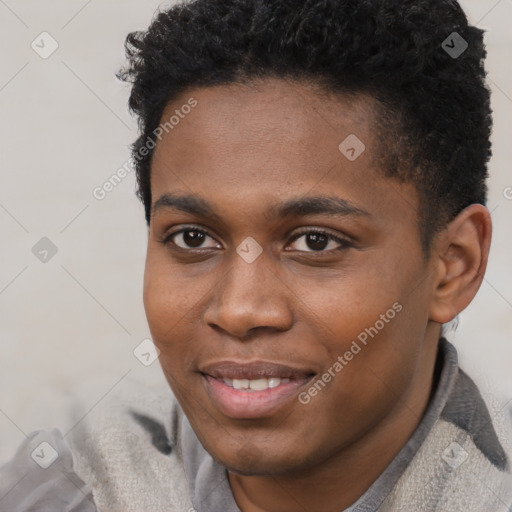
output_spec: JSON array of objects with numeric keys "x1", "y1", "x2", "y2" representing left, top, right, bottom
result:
[
  {"x1": 290, "y1": 267, "x2": 402, "y2": 348},
  {"x1": 143, "y1": 267, "x2": 194, "y2": 404},
  {"x1": 143, "y1": 253, "x2": 188, "y2": 369},
  {"x1": 142, "y1": 251, "x2": 212, "y2": 380},
  {"x1": 291, "y1": 268, "x2": 423, "y2": 416},
  {"x1": 143, "y1": 250, "x2": 195, "y2": 335},
  {"x1": 301, "y1": 247, "x2": 426, "y2": 352},
  {"x1": 292, "y1": 318, "x2": 419, "y2": 457},
  {"x1": 143, "y1": 268, "x2": 172, "y2": 341}
]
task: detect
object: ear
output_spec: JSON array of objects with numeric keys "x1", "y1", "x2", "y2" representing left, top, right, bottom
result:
[{"x1": 429, "y1": 204, "x2": 492, "y2": 324}]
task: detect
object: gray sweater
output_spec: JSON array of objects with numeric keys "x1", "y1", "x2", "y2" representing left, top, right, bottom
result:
[{"x1": 1, "y1": 339, "x2": 511, "y2": 511}]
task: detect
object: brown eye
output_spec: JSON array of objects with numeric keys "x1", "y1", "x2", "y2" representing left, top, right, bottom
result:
[
  {"x1": 304, "y1": 232, "x2": 329, "y2": 251},
  {"x1": 288, "y1": 230, "x2": 351, "y2": 253},
  {"x1": 167, "y1": 228, "x2": 220, "y2": 249},
  {"x1": 182, "y1": 230, "x2": 206, "y2": 247}
]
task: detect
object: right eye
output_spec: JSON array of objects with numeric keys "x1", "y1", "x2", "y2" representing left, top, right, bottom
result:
[{"x1": 162, "y1": 227, "x2": 221, "y2": 250}]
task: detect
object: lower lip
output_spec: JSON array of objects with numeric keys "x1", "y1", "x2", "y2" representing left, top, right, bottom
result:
[{"x1": 203, "y1": 375, "x2": 313, "y2": 419}]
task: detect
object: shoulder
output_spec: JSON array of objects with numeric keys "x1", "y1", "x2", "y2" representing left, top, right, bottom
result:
[
  {"x1": 0, "y1": 378, "x2": 193, "y2": 512},
  {"x1": 66, "y1": 377, "x2": 193, "y2": 512},
  {"x1": 384, "y1": 367, "x2": 512, "y2": 512},
  {"x1": 0, "y1": 428, "x2": 96, "y2": 511}
]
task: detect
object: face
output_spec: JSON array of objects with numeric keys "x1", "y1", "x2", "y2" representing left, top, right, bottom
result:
[{"x1": 144, "y1": 78, "x2": 437, "y2": 476}]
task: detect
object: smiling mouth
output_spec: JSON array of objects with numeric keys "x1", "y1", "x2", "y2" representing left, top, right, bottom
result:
[
  {"x1": 199, "y1": 360, "x2": 316, "y2": 418},
  {"x1": 200, "y1": 360, "x2": 315, "y2": 383}
]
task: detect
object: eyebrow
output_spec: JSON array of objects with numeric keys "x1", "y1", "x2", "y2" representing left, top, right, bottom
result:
[{"x1": 152, "y1": 193, "x2": 370, "y2": 221}]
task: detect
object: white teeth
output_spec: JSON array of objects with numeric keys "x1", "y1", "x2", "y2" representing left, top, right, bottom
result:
[
  {"x1": 232, "y1": 378, "x2": 250, "y2": 390},
  {"x1": 268, "y1": 378, "x2": 282, "y2": 388},
  {"x1": 223, "y1": 377, "x2": 290, "y2": 391},
  {"x1": 249, "y1": 378, "x2": 268, "y2": 391}
]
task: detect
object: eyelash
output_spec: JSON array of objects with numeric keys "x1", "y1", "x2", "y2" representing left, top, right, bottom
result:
[
  {"x1": 288, "y1": 228, "x2": 352, "y2": 251},
  {"x1": 159, "y1": 225, "x2": 352, "y2": 253}
]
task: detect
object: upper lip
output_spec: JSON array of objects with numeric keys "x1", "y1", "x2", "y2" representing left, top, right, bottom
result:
[{"x1": 200, "y1": 361, "x2": 315, "y2": 380}]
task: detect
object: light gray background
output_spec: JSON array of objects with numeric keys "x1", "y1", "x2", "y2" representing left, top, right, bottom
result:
[{"x1": 1, "y1": 0, "x2": 511, "y2": 464}]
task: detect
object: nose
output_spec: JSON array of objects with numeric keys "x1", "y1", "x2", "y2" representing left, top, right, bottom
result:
[{"x1": 203, "y1": 252, "x2": 293, "y2": 340}]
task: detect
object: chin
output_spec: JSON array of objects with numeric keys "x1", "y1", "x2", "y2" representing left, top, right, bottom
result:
[{"x1": 209, "y1": 442, "x2": 312, "y2": 477}]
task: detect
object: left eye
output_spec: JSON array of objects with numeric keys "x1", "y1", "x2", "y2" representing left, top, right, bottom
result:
[{"x1": 288, "y1": 231, "x2": 349, "y2": 252}]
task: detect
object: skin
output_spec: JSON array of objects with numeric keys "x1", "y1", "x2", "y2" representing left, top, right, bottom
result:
[{"x1": 143, "y1": 77, "x2": 491, "y2": 512}]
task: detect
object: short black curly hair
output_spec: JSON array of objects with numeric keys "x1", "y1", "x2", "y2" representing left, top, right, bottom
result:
[{"x1": 119, "y1": 0, "x2": 491, "y2": 252}]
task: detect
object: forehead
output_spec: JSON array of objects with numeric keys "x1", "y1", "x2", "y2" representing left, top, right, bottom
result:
[
  {"x1": 154, "y1": 78, "x2": 375, "y2": 161},
  {"x1": 149, "y1": 78, "x2": 417, "y2": 230}
]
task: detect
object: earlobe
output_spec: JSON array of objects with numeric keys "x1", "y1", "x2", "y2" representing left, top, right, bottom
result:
[{"x1": 429, "y1": 204, "x2": 492, "y2": 324}]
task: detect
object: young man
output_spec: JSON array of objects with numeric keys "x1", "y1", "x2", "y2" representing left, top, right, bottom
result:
[{"x1": 1, "y1": 0, "x2": 511, "y2": 510}]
